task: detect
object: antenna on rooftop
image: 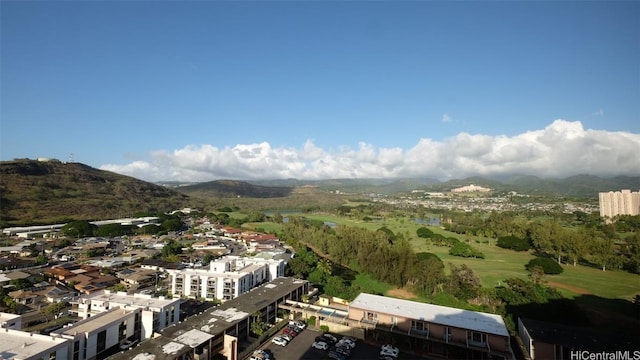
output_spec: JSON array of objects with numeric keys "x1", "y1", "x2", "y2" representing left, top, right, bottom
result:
[{"x1": 68, "y1": 153, "x2": 75, "y2": 163}]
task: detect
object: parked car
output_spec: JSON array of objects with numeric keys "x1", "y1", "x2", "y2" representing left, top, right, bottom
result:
[
  {"x1": 289, "y1": 320, "x2": 306, "y2": 329},
  {"x1": 250, "y1": 349, "x2": 271, "y2": 360},
  {"x1": 328, "y1": 350, "x2": 347, "y2": 360},
  {"x1": 287, "y1": 324, "x2": 304, "y2": 333},
  {"x1": 119, "y1": 339, "x2": 138, "y2": 350},
  {"x1": 379, "y1": 344, "x2": 399, "y2": 358},
  {"x1": 337, "y1": 338, "x2": 356, "y2": 349},
  {"x1": 323, "y1": 333, "x2": 338, "y2": 343},
  {"x1": 312, "y1": 341, "x2": 329, "y2": 350},
  {"x1": 271, "y1": 336, "x2": 288, "y2": 347},
  {"x1": 333, "y1": 346, "x2": 351, "y2": 357},
  {"x1": 280, "y1": 333, "x2": 293, "y2": 342},
  {"x1": 282, "y1": 328, "x2": 298, "y2": 337}
]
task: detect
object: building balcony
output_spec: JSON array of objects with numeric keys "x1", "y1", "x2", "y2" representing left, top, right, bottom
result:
[{"x1": 409, "y1": 328, "x2": 429, "y2": 338}]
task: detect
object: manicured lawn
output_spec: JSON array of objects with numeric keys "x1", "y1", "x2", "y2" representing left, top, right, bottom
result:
[
  {"x1": 242, "y1": 221, "x2": 282, "y2": 234},
  {"x1": 298, "y1": 214, "x2": 640, "y2": 300}
]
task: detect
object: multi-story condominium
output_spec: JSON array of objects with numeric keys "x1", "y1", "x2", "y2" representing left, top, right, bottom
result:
[
  {"x1": 599, "y1": 189, "x2": 640, "y2": 219},
  {"x1": 53, "y1": 307, "x2": 141, "y2": 360},
  {"x1": 168, "y1": 255, "x2": 286, "y2": 301},
  {"x1": 0, "y1": 328, "x2": 70, "y2": 360},
  {"x1": 73, "y1": 290, "x2": 180, "y2": 340},
  {"x1": 347, "y1": 293, "x2": 513, "y2": 360}
]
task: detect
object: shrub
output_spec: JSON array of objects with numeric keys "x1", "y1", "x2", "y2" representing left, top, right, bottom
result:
[
  {"x1": 497, "y1": 235, "x2": 531, "y2": 251},
  {"x1": 526, "y1": 257, "x2": 564, "y2": 274},
  {"x1": 416, "y1": 227, "x2": 434, "y2": 238},
  {"x1": 449, "y1": 242, "x2": 485, "y2": 258},
  {"x1": 308, "y1": 316, "x2": 316, "y2": 326},
  {"x1": 320, "y1": 325, "x2": 330, "y2": 333}
]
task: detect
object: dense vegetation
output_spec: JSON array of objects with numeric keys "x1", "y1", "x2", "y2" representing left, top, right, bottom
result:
[{"x1": 0, "y1": 159, "x2": 189, "y2": 226}]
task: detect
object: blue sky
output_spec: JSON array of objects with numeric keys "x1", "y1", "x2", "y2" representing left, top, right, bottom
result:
[{"x1": 2, "y1": 1, "x2": 639, "y2": 181}]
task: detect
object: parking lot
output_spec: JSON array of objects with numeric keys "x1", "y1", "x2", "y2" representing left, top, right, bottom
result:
[{"x1": 257, "y1": 327, "x2": 384, "y2": 360}]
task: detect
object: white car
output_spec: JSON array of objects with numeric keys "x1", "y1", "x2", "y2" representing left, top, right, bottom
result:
[
  {"x1": 119, "y1": 339, "x2": 137, "y2": 350},
  {"x1": 250, "y1": 350, "x2": 270, "y2": 360},
  {"x1": 289, "y1": 320, "x2": 306, "y2": 329},
  {"x1": 337, "y1": 338, "x2": 356, "y2": 349},
  {"x1": 380, "y1": 344, "x2": 399, "y2": 358},
  {"x1": 271, "y1": 336, "x2": 288, "y2": 347},
  {"x1": 312, "y1": 341, "x2": 329, "y2": 350}
]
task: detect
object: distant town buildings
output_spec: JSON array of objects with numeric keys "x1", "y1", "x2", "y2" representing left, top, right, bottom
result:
[
  {"x1": 598, "y1": 189, "x2": 640, "y2": 219},
  {"x1": 451, "y1": 184, "x2": 492, "y2": 193}
]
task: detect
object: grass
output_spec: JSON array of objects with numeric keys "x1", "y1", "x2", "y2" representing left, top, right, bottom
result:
[
  {"x1": 242, "y1": 221, "x2": 283, "y2": 234},
  {"x1": 352, "y1": 273, "x2": 393, "y2": 295},
  {"x1": 295, "y1": 213, "x2": 640, "y2": 301}
]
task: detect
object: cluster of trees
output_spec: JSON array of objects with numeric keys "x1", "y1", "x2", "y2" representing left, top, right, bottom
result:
[
  {"x1": 416, "y1": 227, "x2": 484, "y2": 258},
  {"x1": 282, "y1": 217, "x2": 482, "y2": 299},
  {"x1": 442, "y1": 211, "x2": 640, "y2": 273},
  {"x1": 60, "y1": 213, "x2": 185, "y2": 238}
]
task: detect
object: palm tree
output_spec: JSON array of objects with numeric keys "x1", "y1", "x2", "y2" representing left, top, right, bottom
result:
[{"x1": 317, "y1": 259, "x2": 332, "y2": 278}]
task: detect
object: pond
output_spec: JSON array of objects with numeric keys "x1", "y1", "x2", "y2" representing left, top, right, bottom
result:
[{"x1": 414, "y1": 217, "x2": 441, "y2": 226}]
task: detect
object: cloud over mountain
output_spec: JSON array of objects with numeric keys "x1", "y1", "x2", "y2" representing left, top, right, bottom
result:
[{"x1": 101, "y1": 120, "x2": 640, "y2": 182}]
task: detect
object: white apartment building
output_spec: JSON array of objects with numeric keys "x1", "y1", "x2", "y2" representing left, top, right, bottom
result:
[
  {"x1": 168, "y1": 255, "x2": 287, "y2": 301},
  {"x1": 53, "y1": 307, "x2": 140, "y2": 360},
  {"x1": 0, "y1": 312, "x2": 22, "y2": 330},
  {"x1": 74, "y1": 290, "x2": 181, "y2": 340},
  {"x1": 599, "y1": 189, "x2": 640, "y2": 220},
  {"x1": 451, "y1": 184, "x2": 492, "y2": 193},
  {"x1": 0, "y1": 328, "x2": 70, "y2": 360}
]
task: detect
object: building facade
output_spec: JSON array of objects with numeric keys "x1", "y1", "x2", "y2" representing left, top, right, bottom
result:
[
  {"x1": 53, "y1": 307, "x2": 141, "y2": 360},
  {"x1": 73, "y1": 290, "x2": 180, "y2": 340},
  {"x1": 599, "y1": 189, "x2": 640, "y2": 220},
  {"x1": 168, "y1": 255, "x2": 286, "y2": 301},
  {"x1": 108, "y1": 277, "x2": 312, "y2": 360}
]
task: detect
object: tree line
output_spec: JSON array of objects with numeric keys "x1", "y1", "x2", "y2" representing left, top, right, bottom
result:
[{"x1": 442, "y1": 211, "x2": 640, "y2": 273}]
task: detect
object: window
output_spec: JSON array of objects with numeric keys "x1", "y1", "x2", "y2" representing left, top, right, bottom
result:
[
  {"x1": 48, "y1": 351, "x2": 57, "y2": 360},
  {"x1": 73, "y1": 340, "x2": 80, "y2": 360},
  {"x1": 97, "y1": 330, "x2": 107, "y2": 353},
  {"x1": 411, "y1": 320, "x2": 428, "y2": 333},
  {"x1": 468, "y1": 331, "x2": 487, "y2": 345},
  {"x1": 365, "y1": 312, "x2": 378, "y2": 321},
  {"x1": 445, "y1": 327, "x2": 452, "y2": 341},
  {"x1": 119, "y1": 320, "x2": 127, "y2": 341}
]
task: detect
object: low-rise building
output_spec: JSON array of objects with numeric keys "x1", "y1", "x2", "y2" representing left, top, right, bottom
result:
[
  {"x1": 53, "y1": 307, "x2": 141, "y2": 360},
  {"x1": 74, "y1": 290, "x2": 181, "y2": 340},
  {"x1": 107, "y1": 277, "x2": 311, "y2": 360},
  {"x1": 518, "y1": 317, "x2": 639, "y2": 360},
  {"x1": 0, "y1": 312, "x2": 22, "y2": 330},
  {"x1": 0, "y1": 328, "x2": 70, "y2": 360}
]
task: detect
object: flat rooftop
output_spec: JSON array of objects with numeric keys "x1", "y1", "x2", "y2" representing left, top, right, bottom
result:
[
  {"x1": 80, "y1": 290, "x2": 181, "y2": 310},
  {"x1": 54, "y1": 307, "x2": 137, "y2": 335},
  {"x1": 0, "y1": 328, "x2": 69, "y2": 359},
  {"x1": 107, "y1": 277, "x2": 308, "y2": 360},
  {"x1": 350, "y1": 293, "x2": 509, "y2": 336}
]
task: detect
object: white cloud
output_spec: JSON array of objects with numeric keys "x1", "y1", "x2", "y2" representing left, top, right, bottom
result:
[
  {"x1": 442, "y1": 113, "x2": 452, "y2": 123},
  {"x1": 100, "y1": 120, "x2": 640, "y2": 182}
]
